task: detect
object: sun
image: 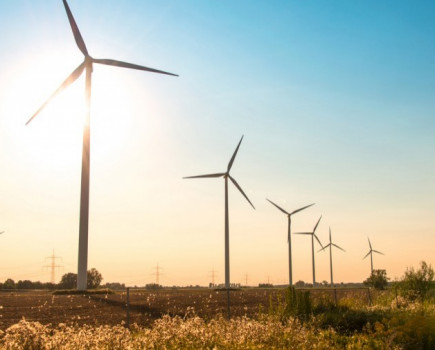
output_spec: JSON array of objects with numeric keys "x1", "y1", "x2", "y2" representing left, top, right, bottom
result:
[{"x1": 1, "y1": 51, "x2": 137, "y2": 178}]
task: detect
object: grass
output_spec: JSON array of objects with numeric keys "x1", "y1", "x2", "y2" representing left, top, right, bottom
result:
[
  {"x1": 52, "y1": 288, "x2": 114, "y2": 295},
  {"x1": 0, "y1": 288, "x2": 434, "y2": 349}
]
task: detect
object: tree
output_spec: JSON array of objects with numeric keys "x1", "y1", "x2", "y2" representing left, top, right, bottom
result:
[
  {"x1": 3, "y1": 278, "x2": 15, "y2": 289},
  {"x1": 145, "y1": 283, "x2": 162, "y2": 290},
  {"x1": 59, "y1": 268, "x2": 103, "y2": 289},
  {"x1": 398, "y1": 261, "x2": 434, "y2": 301},
  {"x1": 103, "y1": 282, "x2": 125, "y2": 290},
  {"x1": 17, "y1": 280, "x2": 34, "y2": 289},
  {"x1": 59, "y1": 273, "x2": 77, "y2": 289},
  {"x1": 295, "y1": 280, "x2": 305, "y2": 288},
  {"x1": 87, "y1": 268, "x2": 103, "y2": 289},
  {"x1": 364, "y1": 269, "x2": 389, "y2": 290}
]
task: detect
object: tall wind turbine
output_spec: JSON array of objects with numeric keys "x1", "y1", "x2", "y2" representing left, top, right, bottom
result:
[
  {"x1": 266, "y1": 199, "x2": 314, "y2": 286},
  {"x1": 294, "y1": 216, "x2": 323, "y2": 286},
  {"x1": 184, "y1": 136, "x2": 255, "y2": 318},
  {"x1": 363, "y1": 237, "x2": 384, "y2": 275},
  {"x1": 319, "y1": 227, "x2": 345, "y2": 287},
  {"x1": 26, "y1": 0, "x2": 177, "y2": 291}
]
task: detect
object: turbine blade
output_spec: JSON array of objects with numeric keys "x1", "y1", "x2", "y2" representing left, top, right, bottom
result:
[
  {"x1": 318, "y1": 244, "x2": 330, "y2": 252},
  {"x1": 293, "y1": 232, "x2": 312, "y2": 235},
  {"x1": 183, "y1": 173, "x2": 225, "y2": 179},
  {"x1": 0, "y1": 231, "x2": 4, "y2": 234},
  {"x1": 368, "y1": 237, "x2": 372, "y2": 250},
  {"x1": 363, "y1": 251, "x2": 371, "y2": 260},
  {"x1": 332, "y1": 243, "x2": 345, "y2": 252},
  {"x1": 373, "y1": 250, "x2": 384, "y2": 255},
  {"x1": 229, "y1": 175, "x2": 255, "y2": 209},
  {"x1": 329, "y1": 227, "x2": 331, "y2": 242},
  {"x1": 93, "y1": 58, "x2": 178, "y2": 77},
  {"x1": 313, "y1": 215, "x2": 322, "y2": 233},
  {"x1": 227, "y1": 136, "x2": 243, "y2": 172},
  {"x1": 266, "y1": 199, "x2": 289, "y2": 215},
  {"x1": 25, "y1": 62, "x2": 86, "y2": 125},
  {"x1": 62, "y1": 0, "x2": 88, "y2": 56},
  {"x1": 314, "y1": 234, "x2": 323, "y2": 248},
  {"x1": 290, "y1": 203, "x2": 315, "y2": 215}
]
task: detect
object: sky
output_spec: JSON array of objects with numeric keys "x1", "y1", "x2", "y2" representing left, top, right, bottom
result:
[{"x1": 0, "y1": 0, "x2": 434, "y2": 287}]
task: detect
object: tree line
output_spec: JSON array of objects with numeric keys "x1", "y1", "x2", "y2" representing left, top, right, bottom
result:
[{"x1": 0, "y1": 268, "x2": 111, "y2": 290}]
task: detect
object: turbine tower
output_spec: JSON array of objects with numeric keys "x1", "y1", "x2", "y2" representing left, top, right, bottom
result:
[
  {"x1": 184, "y1": 136, "x2": 255, "y2": 318},
  {"x1": 26, "y1": 0, "x2": 177, "y2": 290},
  {"x1": 294, "y1": 216, "x2": 323, "y2": 286},
  {"x1": 266, "y1": 199, "x2": 314, "y2": 286},
  {"x1": 363, "y1": 237, "x2": 384, "y2": 275},
  {"x1": 319, "y1": 227, "x2": 345, "y2": 287}
]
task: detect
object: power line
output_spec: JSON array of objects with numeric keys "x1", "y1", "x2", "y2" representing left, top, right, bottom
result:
[
  {"x1": 43, "y1": 249, "x2": 63, "y2": 284},
  {"x1": 152, "y1": 263, "x2": 163, "y2": 285},
  {"x1": 208, "y1": 268, "x2": 217, "y2": 285}
]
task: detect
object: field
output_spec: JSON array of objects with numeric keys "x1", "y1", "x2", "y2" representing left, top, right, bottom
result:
[
  {"x1": 0, "y1": 288, "x2": 376, "y2": 329},
  {"x1": 0, "y1": 288, "x2": 434, "y2": 349}
]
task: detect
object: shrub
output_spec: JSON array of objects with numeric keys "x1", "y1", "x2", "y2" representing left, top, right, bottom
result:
[
  {"x1": 397, "y1": 261, "x2": 434, "y2": 301},
  {"x1": 364, "y1": 269, "x2": 389, "y2": 290},
  {"x1": 269, "y1": 286, "x2": 312, "y2": 321}
]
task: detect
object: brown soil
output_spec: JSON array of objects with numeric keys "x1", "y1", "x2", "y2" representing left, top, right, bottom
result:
[
  {"x1": 0, "y1": 287, "x2": 376, "y2": 330},
  {"x1": 0, "y1": 289, "x2": 283, "y2": 329}
]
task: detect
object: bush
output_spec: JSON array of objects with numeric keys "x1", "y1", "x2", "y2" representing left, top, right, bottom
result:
[
  {"x1": 397, "y1": 261, "x2": 434, "y2": 301},
  {"x1": 269, "y1": 286, "x2": 312, "y2": 321},
  {"x1": 313, "y1": 305, "x2": 387, "y2": 334},
  {"x1": 364, "y1": 269, "x2": 389, "y2": 290}
]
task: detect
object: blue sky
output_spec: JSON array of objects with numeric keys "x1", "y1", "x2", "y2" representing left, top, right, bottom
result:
[{"x1": 0, "y1": 1, "x2": 434, "y2": 286}]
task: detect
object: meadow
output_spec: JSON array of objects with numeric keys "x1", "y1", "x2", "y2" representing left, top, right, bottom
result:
[{"x1": 0, "y1": 287, "x2": 434, "y2": 349}]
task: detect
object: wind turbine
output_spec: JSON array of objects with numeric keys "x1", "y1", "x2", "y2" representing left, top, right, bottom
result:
[
  {"x1": 0, "y1": 232, "x2": 4, "y2": 235},
  {"x1": 363, "y1": 237, "x2": 384, "y2": 275},
  {"x1": 294, "y1": 216, "x2": 323, "y2": 286},
  {"x1": 266, "y1": 199, "x2": 314, "y2": 286},
  {"x1": 319, "y1": 227, "x2": 345, "y2": 287},
  {"x1": 183, "y1": 136, "x2": 255, "y2": 318},
  {"x1": 26, "y1": 0, "x2": 177, "y2": 291}
]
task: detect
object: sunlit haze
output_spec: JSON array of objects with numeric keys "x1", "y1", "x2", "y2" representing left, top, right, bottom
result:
[{"x1": 0, "y1": 1, "x2": 434, "y2": 287}]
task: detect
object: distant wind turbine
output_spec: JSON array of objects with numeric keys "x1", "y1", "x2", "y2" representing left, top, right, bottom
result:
[
  {"x1": 294, "y1": 216, "x2": 323, "y2": 286},
  {"x1": 363, "y1": 237, "x2": 384, "y2": 275},
  {"x1": 266, "y1": 199, "x2": 314, "y2": 286},
  {"x1": 184, "y1": 136, "x2": 255, "y2": 318},
  {"x1": 319, "y1": 227, "x2": 345, "y2": 287},
  {"x1": 26, "y1": 0, "x2": 177, "y2": 291}
]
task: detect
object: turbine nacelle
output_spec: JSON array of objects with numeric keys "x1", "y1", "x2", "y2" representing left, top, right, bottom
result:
[
  {"x1": 266, "y1": 199, "x2": 315, "y2": 218},
  {"x1": 183, "y1": 136, "x2": 255, "y2": 210},
  {"x1": 319, "y1": 228, "x2": 345, "y2": 252},
  {"x1": 363, "y1": 237, "x2": 384, "y2": 259},
  {"x1": 26, "y1": 0, "x2": 177, "y2": 126},
  {"x1": 294, "y1": 215, "x2": 323, "y2": 248}
]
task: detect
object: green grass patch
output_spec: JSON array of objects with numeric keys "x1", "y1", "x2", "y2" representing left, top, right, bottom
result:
[{"x1": 52, "y1": 288, "x2": 114, "y2": 295}]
